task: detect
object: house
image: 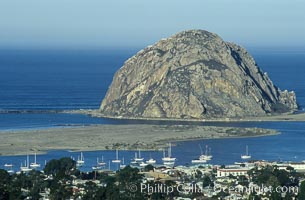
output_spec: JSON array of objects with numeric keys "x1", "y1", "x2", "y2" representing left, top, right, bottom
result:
[{"x1": 217, "y1": 168, "x2": 250, "y2": 177}]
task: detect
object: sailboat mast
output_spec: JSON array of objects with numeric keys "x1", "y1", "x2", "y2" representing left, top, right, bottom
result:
[
  {"x1": 169, "y1": 143, "x2": 172, "y2": 157},
  {"x1": 199, "y1": 144, "x2": 203, "y2": 155},
  {"x1": 205, "y1": 145, "x2": 208, "y2": 156}
]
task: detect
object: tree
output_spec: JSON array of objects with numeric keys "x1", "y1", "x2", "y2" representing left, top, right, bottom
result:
[
  {"x1": 116, "y1": 166, "x2": 143, "y2": 187},
  {"x1": 27, "y1": 170, "x2": 44, "y2": 200},
  {"x1": 49, "y1": 184, "x2": 73, "y2": 200},
  {"x1": 0, "y1": 169, "x2": 10, "y2": 200},
  {"x1": 267, "y1": 175, "x2": 280, "y2": 187},
  {"x1": 82, "y1": 181, "x2": 98, "y2": 200},
  {"x1": 116, "y1": 166, "x2": 144, "y2": 199},
  {"x1": 144, "y1": 164, "x2": 154, "y2": 172},
  {"x1": 298, "y1": 181, "x2": 305, "y2": 200},
  {"x1": 202, "y1": 175, "x2": 213, "y2": 187},
  {"x1": 44, "y1": 157, "x2": 77, "y2": 179}
]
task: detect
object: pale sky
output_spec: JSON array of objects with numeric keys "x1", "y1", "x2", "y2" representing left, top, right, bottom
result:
[{"x1": 0, "y1": 0, "x2": 304, "y2": 49}]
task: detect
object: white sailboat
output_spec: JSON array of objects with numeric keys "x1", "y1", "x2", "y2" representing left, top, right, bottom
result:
[
  {"x1": 112, "y1": 149, "x2": 121, "y2": 163},
  {"x1": 4, "y1": 163, "x2": 14, "y2": 173},
  {"x1": 134, "y1": 149, "x2": 144, "y2": 162},
  {"x1": 146, "y1": 154, "x2": 156, "y2": 164},
  {"x1": 130, "y1": 152, "x2": 138, "y2": 165},
  {"x1": 120, "y1": 157, "x2": 126, "y2": 169},
  {"x1": 191, "y1": 158, "x2": 207, "y2": 164},
  {"x1": 192, "y1": 144, "x2": 208, "y2": 164},
  {"x1": 241, "y1": 145, "x2": 251, "y2": 159},
  {"x1": 139, "y1": 162, "x2": 148, "y2": 167},
  {"x1": 199, "y1": 145, "x2": 213, "y2": 161},
  {"x1": 4, "y1": 163, "x2": 13, "y2": 168},
  {"x1": 97, "y1": 156, "x2": 106, "y2": 166},
  {"x1": 7, "y1": 167, "x2": 14, "y2": 174},
  {"x1": 76, "y1": 152, "x2": 85, "y2": 166},
  {"x1": 30, "y1": 152, "x2": 41, "y2": 168},
  {"x1": 146, "y1": 158, "x2": 156, "y2": 164},
  {"x1": 20, "y1": 155, "x2": 32, "y2": 172},
  {"x1": 162, "y1": 143, "x2": 176, "y2": 165},
  {"x1": 92, "y1": 157, "x2": 104, "y2": 170}
]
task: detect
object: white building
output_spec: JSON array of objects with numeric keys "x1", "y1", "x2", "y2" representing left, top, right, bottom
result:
[
  {"x1": 289, "y1": 162, "x2": 305, "y2": 172},
  {"x1": 217, "y1": 168, "x2": 250, "y2": 177}
]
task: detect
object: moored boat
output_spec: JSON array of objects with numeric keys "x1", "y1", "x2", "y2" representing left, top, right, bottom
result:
[{"x1": 241, "y1": 145, "x2": 251, "y2": 160}]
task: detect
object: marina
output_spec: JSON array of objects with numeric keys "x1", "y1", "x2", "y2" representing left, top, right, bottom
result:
[{"x1": 1, "y1": 123, "x2": 305, "y2": 173}]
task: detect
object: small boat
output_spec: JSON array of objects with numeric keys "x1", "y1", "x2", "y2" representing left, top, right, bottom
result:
[
  {"x1": 5, "y1": 164, "x2": 14, "y2": 173},
  {"x1": 92, "y1": 166, "x2": 101, "y2": 170},
  {"x1": 4, "y1": 163, "x2": 13, "y2": 168},
  {"x1": 130, "y1": 152, "x2": 139, "y2": 165},
  {"x1": 20, "y1": 155, "x2": 32, "y2": 172},
  {"x1": 163, "y1": 161, "x2": 175, "y2": 166},
  {"x1": 146, "y1": 158, "x2": 156, "y2": 165},
  {"x1": 76, "y1": 152, "x2": 85, "y2": 167},
  {"x1": 92, "y1": 157, "x2": 105, "y2": 170},
  {"x1": 120, "y1": 157, "x2": 126, "y2": 169},
  {"x1": 146, "y1": 153, "x2": 156, "y2": 164},
  {"x1": 112, "y1": 149, "x2": 121, "y2": 163},
  {"x1": 191, "y1": 159, "x2": 207, "y2": 164},
  {"x1": 97, "y1": 156, "x2": 106, "y2": 166},
  {"x1": 200, "y1": 145, "x2": 213, "y2": 161},
  {"x1": 192, "y1": 145, "x2": 208, "y2": 164},
  {"x1": 139, "y1": 162, "x2": 148, "y2": 167},
  {"x1": 134, "y1": 149, "x2": 144, "y2": 162},
  {"x1": 241, "y1": 145, "x2": 251, "y2": 159},
  {"x1": 130, "y1": 160, "x2": 138, "y2": 165},
  {"x1": 162, "y1": 143, "x2": 176, "y2": 163},
  {"x1": 30, "y1": 152, "x2": 41, "y2": 168}
]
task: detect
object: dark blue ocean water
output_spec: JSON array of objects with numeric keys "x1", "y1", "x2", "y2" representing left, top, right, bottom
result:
[{"x1": 0, "y1": 47, "x2": 305, "y2": 171}]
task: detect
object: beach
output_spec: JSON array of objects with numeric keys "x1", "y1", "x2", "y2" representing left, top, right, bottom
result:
[{"x1": 0, "y1": 124, "x2": 278, "y2": 156}]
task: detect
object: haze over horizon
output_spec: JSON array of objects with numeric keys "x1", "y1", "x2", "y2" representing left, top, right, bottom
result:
[{"x1": 0, "y1": 0, "x2": 305, "y2": 49}]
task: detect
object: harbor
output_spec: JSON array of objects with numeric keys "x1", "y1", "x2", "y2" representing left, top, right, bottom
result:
[{"x1": 1, "y1": 147, "x2": 305, "y2": 199}]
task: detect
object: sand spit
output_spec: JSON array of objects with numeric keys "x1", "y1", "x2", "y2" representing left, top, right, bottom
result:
[{"x1": 0, "y1": 124, "x2": 278, "y2": 156}]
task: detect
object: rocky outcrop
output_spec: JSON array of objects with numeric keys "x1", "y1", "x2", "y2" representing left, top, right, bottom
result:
[{"x1": 100, "y1": 30, "x2": 298, "y2": 119}]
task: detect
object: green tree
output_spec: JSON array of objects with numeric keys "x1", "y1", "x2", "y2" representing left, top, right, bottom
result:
[
  {"x1": 116, "y1": 166, "x2": 144, "y2": 200},
  {"x1": 267, "y1": 175, "x2": 280, "y2": 187},
  {"x1": 0, "y1": 169, "x2": 10, "y2": 200},
  {"x1": 27, "y1": 170, "x2": 44, "y2": 200},
  {"x1": 44, "y1": 157, "x2": 77, "y2": 179},
  {"x1": 298, "y1": 181, "x2": 305, "y2": 200},
  {"x1": 49, "y1": 184, "x2": 73, "y2": 200},
  {"x1": 116, "y1": 166, "x2": 143, "y2": 187},
  {"x1": 82, "y1": 181, "x2": 98, "y2": 200},
  {"x1": 144, "y1": 164, "x2": 154, "y2": 172},
  {"x1": 202, "y1": 175, "x2": 213, "y2": 187}
]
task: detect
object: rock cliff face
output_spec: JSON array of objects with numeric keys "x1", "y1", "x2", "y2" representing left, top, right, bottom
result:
[{"x1": 100, "y1": 30, "x2": 298, "y2": 119}]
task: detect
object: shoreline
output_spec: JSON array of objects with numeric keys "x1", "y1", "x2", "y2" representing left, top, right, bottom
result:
[
  {"x1": 65, "y1": 109, "x2": 305, "y2": 122},
  {"x1": 0, "y1": 124, "x2": 278, "y2": 156}
]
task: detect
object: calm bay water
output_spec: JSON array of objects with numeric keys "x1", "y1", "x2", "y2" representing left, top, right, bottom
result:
[{"x1": 0, "y1": 47, "x2": 304, "y2": 170}]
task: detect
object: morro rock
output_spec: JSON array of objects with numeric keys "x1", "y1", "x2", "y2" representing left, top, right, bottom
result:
[{"x1": 100, "y1": 30, "x2": 298, "y2": 119}]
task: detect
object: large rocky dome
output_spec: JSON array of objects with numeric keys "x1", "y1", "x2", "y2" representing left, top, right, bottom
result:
[{"x1": 100, "y1": 30, "x2": 297, "y2": 119}]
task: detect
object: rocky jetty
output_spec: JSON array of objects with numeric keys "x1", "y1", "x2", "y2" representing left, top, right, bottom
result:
[{"x1": 100, "y1": 30, "x2": 297, "y2": 119}]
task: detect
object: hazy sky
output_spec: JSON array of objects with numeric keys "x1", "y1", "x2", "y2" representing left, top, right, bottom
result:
[{"x1": 0, "y1": 0, "x2": 304, "y2": 49}]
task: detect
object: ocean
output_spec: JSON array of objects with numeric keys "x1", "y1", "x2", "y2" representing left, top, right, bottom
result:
[{"x1": 0, "y1": 47, "x2": 304, "y2": 171}]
